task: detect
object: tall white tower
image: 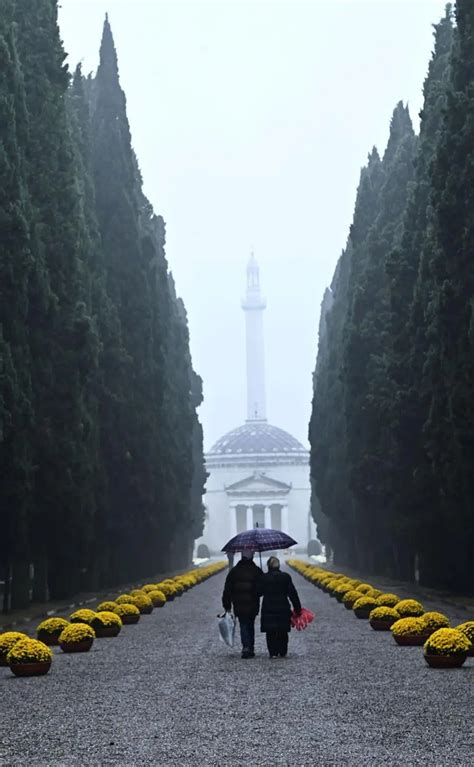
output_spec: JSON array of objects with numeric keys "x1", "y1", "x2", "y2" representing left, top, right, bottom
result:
[{"x1": 242, "y1": 253, "x2": 267, "y2": 421}]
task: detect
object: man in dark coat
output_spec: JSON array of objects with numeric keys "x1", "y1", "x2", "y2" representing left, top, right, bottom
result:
[
  {"x1": 259, "y1": 556, "x2": 301, "y2": 658},
  {"x1": 222, "y1": 551, "x2": 263, "y2": 659}
]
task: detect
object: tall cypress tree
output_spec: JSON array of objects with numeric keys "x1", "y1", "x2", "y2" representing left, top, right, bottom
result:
[
  {"x1": 342, "y1": 104, "x2": 416, "y2": 574},
  {"x1": 14, "y1": 0, "x2": 97, "y2": 599},
  {"x1": 310, "y1": 148, "x2": 384, "y2": 567},
  {"x1": 90, "y1": 16, "x2": 206, "y2": 578},
  {"x1": 416, "y1": 0, "x2": 474, "y2": 589},
  {"x1": 0, "y1": 8, "x2": 34, "y2": 609},
  {"x1": 90, "y1": 16, "x2": 161, "y2": 579},
  {"x1": 385, "y1": 8, "x2": 454, "y2": 580}
]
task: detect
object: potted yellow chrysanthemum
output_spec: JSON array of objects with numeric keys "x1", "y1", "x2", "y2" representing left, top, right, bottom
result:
[
  {"x1": 395, "y1": 599, "x2": 424, "y2": 618},
  {"x1": 455, "y1": 622, "x2": 474, "y2": 656},
  {"x1": 7, "y1": 638, "x2": 53, "y2": 677},
  {"x1": 36, "y1": 617, "x2": 70, "y2": 646},
  {"x1": 113, "y1": 603, "x2": 141, "y2": 625},
  {"x1": 352, "y1": 596, "x2": 378, "y2": 619},
  {"x1": 355, "y1": 583, "x2": 374, "y2": 595},
  {"x1": 342, "y1": 590, "x2": 365, "y2": 610},
  {"x1": 91, "y1": 611, "x2": 123, "y2": 638},
  {"x1": 422, "y1": 612, "x2": 450, "y2": 636},
  {"x1": 391, "y1": 617, "x2": 428, "y2": 646},
  {"x1": 59, "y1": 623, "x2": 95, "y2": 653},
  {"x1": 369, "y1": 606, "x2": 400, "y2": 631},
  {"x1": 96, "y1": 601, "x2": 119, "y2": 613},
  {"x1": 375, "y1": 593, "x2": 400, "y2": 608},
  {"x1": 70, "y1": 608, "x2": 96, "y2": 625},
  {"x1": 424, "y1": 628, "x2": 470, "y2": 668},
  {"x1": 148, "y1": 589, "x2": 167, "y2": 607},
  {"x1": 0, "y1": 632, "x2": 29, "y2": 666}
]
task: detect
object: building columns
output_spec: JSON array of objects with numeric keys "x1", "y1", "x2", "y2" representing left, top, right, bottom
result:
[
  {"x1": 264, "y1": 506, "x2": 271, "y2": 529},
  {"x1": 229, "y1": 505, "x2": 237, "y2": 537},
  {"x1": 281, "y1": 504, "x2": 289, "y2": 534},
  {"x1": 246, "y1": 505, "x2": 253, "y2": 530}
]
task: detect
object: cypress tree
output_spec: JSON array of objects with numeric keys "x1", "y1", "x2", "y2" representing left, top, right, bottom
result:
[
  {"x1": 416, "y1": 0, "x2": 474, "y2": 589},
  {"x1": 385, "y1": 8, "x2": 454, "y2": 580},
  {"x1": 310, "y1": 148, "x2": 384, "y2": 567},
  {"x1": 89, "y1": 16, "x2": 206, "y2": 578},
  {"x1": 14, "y1": 0, "x2": 97, "y2": 599},
  {"x1": 343, "y1": 103, "x2": 417, "y2": 574},
  {"x1": 0, "y1": 10, "x2": 33, "y2": 609},
  {"x1": 90, "y1": 16, "x2": 161, "y2": 579}
]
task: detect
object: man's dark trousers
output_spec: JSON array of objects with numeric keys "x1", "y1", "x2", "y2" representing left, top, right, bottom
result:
[{"x1": 239, "y1": 618, "x2": 255, "y2": 652}]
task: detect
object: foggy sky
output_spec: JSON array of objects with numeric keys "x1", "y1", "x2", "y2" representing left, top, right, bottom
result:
[{"x1": 59, "y1": 0, "x2": 447, "y2": 450}]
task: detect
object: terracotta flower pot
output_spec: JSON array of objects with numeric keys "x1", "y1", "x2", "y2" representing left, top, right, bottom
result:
[
  {"x1": 344, "y1": 602, "x2": 353, "y2": 610},
  {"x1": 424, "y1": 653, "x2": 467, "y2": 669},
  {"x1": 60, "y1": 639, "x2": 93, "y2": 653},
  {"x1": 394, "y1": 634, "x2": 430, "y2": 646},
  {"x1": 10, "y1": 661, "x2": 51, "y2": 677},
  {"x1": 94, "y1": 625, "x2": 121, "y2": 638},
  {"x1": 37, "y1": 630, "x2": 62, "y2": 646},
  {"x1": 139, "y1": 605, "x2": 153, "y2": 615},
  {"x1": 354, "y1": 608, "x2": 372, "y2": 619},
  {"x1": 121, "y1": 614, "x2": 140, "y2": 625},
  {"x1": 370, "y1": 618, "x2": 396, "y2": 631}
]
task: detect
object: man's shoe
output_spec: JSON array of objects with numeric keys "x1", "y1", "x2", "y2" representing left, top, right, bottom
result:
[{"x1": 241, "y1": 650, "x2": 252, "y2": 659}]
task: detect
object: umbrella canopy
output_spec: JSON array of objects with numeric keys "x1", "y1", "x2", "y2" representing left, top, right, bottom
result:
[{"x1": 222, "y1": 528, "x2": 297, "y2": 553}]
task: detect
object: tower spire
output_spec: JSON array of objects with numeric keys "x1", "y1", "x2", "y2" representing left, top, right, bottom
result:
[{"x1": 242, "y1": 253, "x2": 267, "y2": 421}]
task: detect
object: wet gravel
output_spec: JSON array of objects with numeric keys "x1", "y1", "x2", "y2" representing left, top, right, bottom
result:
[{"x1": 1, "y1": 567, "x2": 472, "y2": 766}]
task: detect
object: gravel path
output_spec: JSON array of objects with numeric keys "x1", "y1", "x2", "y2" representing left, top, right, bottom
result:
[{"x1": 1, "y1": 567, "x2": 472, "y2": 766}]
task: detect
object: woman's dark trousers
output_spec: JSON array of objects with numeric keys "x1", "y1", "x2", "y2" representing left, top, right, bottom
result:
[{"x1": 266, "y1": 631, "x2": 288, "y2": 657}]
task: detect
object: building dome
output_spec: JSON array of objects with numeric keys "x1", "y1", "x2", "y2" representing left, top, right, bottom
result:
[{"x1": 209, "y1": 421, "x2": 307, "y2": 456}]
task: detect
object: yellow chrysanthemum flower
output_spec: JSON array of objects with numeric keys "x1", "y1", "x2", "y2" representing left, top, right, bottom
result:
[
  {"x1": 375, "y1": 593, "x2": 400, "y2": 607},
  {"x1": 369, "y1": 606, "x2": 400, "y2": 621},
  {"x1": 59, "y1": 623, "x2": 95, "y2": 643},
  {"x1": 455, "y1": 621, "x2": 474, "y2": 646},
  {"x1": 391, "y1": 617, "x2": 426, "y2": 636},
  {"x1": 70, "y1": 608, "x2": 96, "y2": 624},
  {"x1": 7, "y1": 638, "x2": 53, "y2": 665},
  {"x1": 96, "y1": 601, "x2": 118, "y2": 612},
  {"x1": 422, "y1": 612, "x2": 450, "y2": 631},
  {"x1": 0, "y1": 632, "x2": 28, "y2": 664},
  {"x1": 395, "y1": 599, "x2": 424, "y2": 617},
  {"x1": 424, "y1": 628, "x2": 470, "y2": 656}
]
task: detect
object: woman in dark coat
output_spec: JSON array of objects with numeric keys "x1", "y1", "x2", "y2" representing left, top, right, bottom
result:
[{"x1": 259, "y1": 556, "x2": 301, "y2": 658}]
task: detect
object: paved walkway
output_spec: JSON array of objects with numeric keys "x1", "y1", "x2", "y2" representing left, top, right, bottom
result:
[{"x1": 1, "y1": 567, "x2": 472, "y2": 766}]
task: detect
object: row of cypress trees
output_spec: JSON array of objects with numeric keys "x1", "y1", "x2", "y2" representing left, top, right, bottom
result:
[
  {"x1": 0, "y1": 3, "x2": 206, "y2": 610},
  {"x1": 310, "y1": 2, "x2": 473, "y2": 592}
]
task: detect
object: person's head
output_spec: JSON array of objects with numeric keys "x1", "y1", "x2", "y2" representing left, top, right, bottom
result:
[
  {"x1": 267, "y1": 556, "x2": 280, "y2": 571},
  {"x1": 241, "y1": 550, "x2": 254, "y2": 560}
]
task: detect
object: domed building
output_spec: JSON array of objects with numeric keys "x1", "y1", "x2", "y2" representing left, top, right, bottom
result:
[{"x1": 196, "y1": 256, "x2": 315, "y2": 555}]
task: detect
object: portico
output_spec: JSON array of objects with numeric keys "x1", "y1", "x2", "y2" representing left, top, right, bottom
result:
[{"x1": 226, "y1": 472, "x2": 291, "y2": 537}]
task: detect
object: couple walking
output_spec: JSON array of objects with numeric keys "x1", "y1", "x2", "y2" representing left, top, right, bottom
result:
[{"x1": 222, "y1": 551, "x2": 301, "y2": 659}]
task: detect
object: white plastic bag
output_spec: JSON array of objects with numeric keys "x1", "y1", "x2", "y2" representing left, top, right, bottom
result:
[{"x1": 218, "y1": 611, "x2": 236, "y2": 647}]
